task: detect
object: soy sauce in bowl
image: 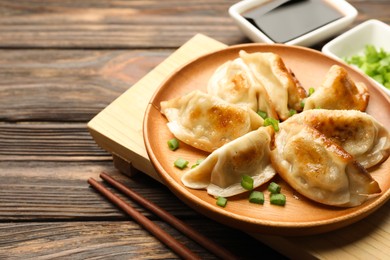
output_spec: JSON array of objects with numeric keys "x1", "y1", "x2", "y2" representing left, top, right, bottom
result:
[{"x1": 243, "y1": 0, "x2": 343, "y2": 43}]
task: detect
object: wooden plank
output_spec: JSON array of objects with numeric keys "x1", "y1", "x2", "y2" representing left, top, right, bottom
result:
[
  {"x1": 0, "y1": 161, "x2": 196, "y2": 220},
  {"x1": 0, "y1": 220, "x2": 283, "y2": 259},
  {"x1": 0, "y1": 123, "x2": 111, "y2": 161},
  {"x1": 0, "y1": 0, "x2": 246, "y2": 48},
  {"x1": 0, "y1": 221, "x2": 180, "y2": 259},
  {"x1": 0, "y1": 161, "x2": 283, "y2": 258},
  {"x1": 0, "y1": 0, "x2": 386, "y2": 49},
  {"x1": 0, "y1": 49, "x2": 169, "y2": 122},
  {"x1": 352, "y1": 1, "x2": 390, "y2": 23}
]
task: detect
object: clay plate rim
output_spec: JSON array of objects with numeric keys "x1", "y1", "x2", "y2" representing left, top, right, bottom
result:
[{"x1": 143, "y1": 43, "x2": 390, "y2": 236}]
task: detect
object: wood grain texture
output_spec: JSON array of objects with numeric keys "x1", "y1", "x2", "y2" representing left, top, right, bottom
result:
[
  {"x1": 0, "y1": 220, "x2": 284, "y2": 259},
  {"x1": 0, "y1": 162, "x2": 284, "y2": 259},
  {"x1": 0, "y1": 0, "x2": 388, "y2": 259},
  {"x1": 0, "y1": 50, "x2": 169, "y2": 122},
  {"x1": 0, "y1": 0, "x2": 387, "y2": 49},
  {"x1": 0, "y1": 124, "x2": 111, "y2": 161},
  {"x1": 0, "y1": 161, "x2": 197, "y2": 220},
  {"x1": 0, "y1": 0, "x2": 246, "y2": 48}
]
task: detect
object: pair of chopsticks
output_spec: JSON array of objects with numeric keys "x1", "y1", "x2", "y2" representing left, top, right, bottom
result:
[{"x1": 88, "y1": 172, "x2": 238, "y2": 260}]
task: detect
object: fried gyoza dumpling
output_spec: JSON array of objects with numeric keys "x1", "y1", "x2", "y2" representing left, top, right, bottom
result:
[
  {"x1": 239, "y1": 50, "x2": 307, "y2": 121},
  {"x1": 207, "y1": 56, "x2": 278, "y2": 119},
  {"x1": 270, "y1": 122, "x2": 381, "y2": 207},
  {"x1": 304, "y1": 65, "x2": 369, "y2": 111},
  {"x1": 286, "y1": 109, "x2": 390, "y2": 169},
  {"x1": 181, "y1": 126, "x2": 276, "y2": 197},
  {"x1": 160, "y1": 90, "x2": 264, "y2": 153}
]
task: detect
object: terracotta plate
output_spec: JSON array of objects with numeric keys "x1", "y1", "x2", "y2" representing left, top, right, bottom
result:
[{"x1": 143, "y1": 44, "x2": 390, "y2": 236}]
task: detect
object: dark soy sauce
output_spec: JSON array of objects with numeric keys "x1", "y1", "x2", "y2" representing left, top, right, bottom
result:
[{"x1": 244, "y1": 0, "x2": 344, "y2": 43}]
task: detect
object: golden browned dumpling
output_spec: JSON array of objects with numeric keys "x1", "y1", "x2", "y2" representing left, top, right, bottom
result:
[
  {"x1": 181, "y1": 126, "x2": 276, "y2": 197},
  {"x1": 270, "y1": 122, "x2": 381, "y2": 207},
  {"x1": 207, "y1": 55, "x2": 278, "y2": 119},
  {"x1": 160, "y1": 90, "x2": 264, "y2": 152},
  {"x1": 304, "y1": 65, "x2": 369, "y2": 111},
  {"x1": 239, "y1": 50, "x2": 307, "y2": 120},
  {"x1": 285, "y1": 109, "x2": 390, "y2": 169}
]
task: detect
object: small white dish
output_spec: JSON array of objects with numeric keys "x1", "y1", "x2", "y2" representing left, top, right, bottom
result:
[
  {"x1": 322, "y1": 19, "x2": 390, "y2": 96},
  {"x1": 229, "y1": 0, "x2": 357, "y2": 47}
]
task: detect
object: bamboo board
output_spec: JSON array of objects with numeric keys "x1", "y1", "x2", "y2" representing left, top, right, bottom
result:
[{"x1": 88, "y1": 34, "x2": 390, "y2": 259}]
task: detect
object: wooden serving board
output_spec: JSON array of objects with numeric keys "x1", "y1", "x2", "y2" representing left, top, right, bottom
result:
[{"x1": 88, "y1": 34, "x2": 390, "y2": 259}]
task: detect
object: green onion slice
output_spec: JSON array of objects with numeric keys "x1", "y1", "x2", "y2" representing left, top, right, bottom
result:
[
  {"x1": 241, "y1": 175, "x2": 254, "y2": 190},
  {"x1": 270, "y1": 193, "x2": 286, "y2": 206},
  {"x1": 268, "y1": 182, "x2": 281, "y2": 194},
  {"x1": 167, "y1": 138, "x2": 179, "y2": 151},
  {"x1": 249, "y1": 191, "x2": 264, "y2": 204},
  {"x1": 308, "y1": 87, "x2": 315, "y2": 96},
  {"x1": 191, "y1": 159, "x2": 204, "y2": 169},
  {"x1": 263, "y1": 118, "x2": 279, "y2": 132},
  {"x1": 216, "y1": 197, "x2": 227, "y2": 207},
  {"x1": 289, "y1": 109, "x2": 297, "y2": 117},
  {"x1": 344, "y1": 45, "x2": 390, "y2": 90},
  {"x1": 174, "y1": 158, "x2": 189, "y2": 169},
  {"x1": 300, "y1": 98, "x2": 306, "y2": 108},
  {"x1": 257, "y1": 110, "x2": 268, "y2": 119}
]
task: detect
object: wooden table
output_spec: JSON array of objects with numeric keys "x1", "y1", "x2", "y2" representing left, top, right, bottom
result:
[{"x1": 0, "y1": 1, "x2": 389, "y2": 259}]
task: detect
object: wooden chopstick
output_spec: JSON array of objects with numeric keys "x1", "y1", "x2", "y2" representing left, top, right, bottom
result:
[
  {"x1": 88, "y1": 177, "x2": 201, "y2": 260},
  {"x1": 92, "y1": 172, "x2": 238, "y2": 260}
]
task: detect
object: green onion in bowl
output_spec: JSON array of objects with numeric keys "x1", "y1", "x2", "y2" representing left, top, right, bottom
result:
[{"x1": 345, "y1": 45, "x2": 390, "y2": 90}]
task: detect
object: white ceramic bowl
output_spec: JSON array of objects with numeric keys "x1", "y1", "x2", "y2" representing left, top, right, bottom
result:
[
  {"x1": 229, "y1": 0, "x2": 357, "y2": 47},
  {"x1": 322, "y1": 19, "x2": 390, "y2": 96}
]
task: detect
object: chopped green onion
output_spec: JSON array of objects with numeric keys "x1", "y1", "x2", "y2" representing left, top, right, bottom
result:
[
  {"x1": 270, "y1": 193, "x2": 286, "y2": 206},
  {"x1": 345, "y1": 45, "x2": 390, "y2": 90},
  {"x1": 241, "y1": 175, "x2": 254, "y2": 190},
  {"x1": 289, "y1": 109, "x2": 297, "y2": 117},
  {"x1": 263, "y1": 118, "x2": 279, "y2": 132},
  {"x1": 191, "y1": 159, "x2": 204, "y2": 169},
  {"x1": 308, "y1": 87, "x2": 315, "y2": 96},
  {"x1": 174, "y1": 158, "x2": 189, "y2": 169},
  {"x1": 268, "y1": 182, "x2": 281, "y2": 194},
  {"x1": 216, "y1": 196, "x2": 227, "y2": 207},
  {"x1": 257, "y1": 110, "x2": 268, "y2": 119},
  {"x1": 300, "y1": 98, "x2": 306, "y2": 108},
  {"x1": 195, "y1": 159, "x2": 204, "y2": 164},
  {"x1": 167, "y1": 138, "x2": 179, "y2": 151},
  {"x1": 249, "y1": 191, "x2": 265, "y2": 204}
]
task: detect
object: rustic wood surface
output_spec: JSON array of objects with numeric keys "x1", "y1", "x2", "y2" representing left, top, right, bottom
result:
[{"x1": 0, "y1": 0, "x2": 389, "y2": 259}]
